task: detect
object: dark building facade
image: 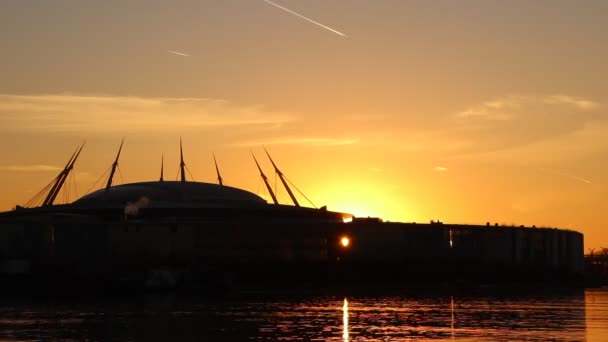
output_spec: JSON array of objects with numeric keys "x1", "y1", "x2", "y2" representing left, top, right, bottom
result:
[{"x1": 0, "y1": 180, "x2": 585, "y2": 290}]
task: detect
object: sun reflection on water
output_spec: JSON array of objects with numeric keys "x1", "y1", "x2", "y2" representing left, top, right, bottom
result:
[
  {"x1": 342, "y1": 298, "x2": 349, "y2": 341},
  {"x1": 450, "y1": 296, "x2": 455, "y2": 340}
]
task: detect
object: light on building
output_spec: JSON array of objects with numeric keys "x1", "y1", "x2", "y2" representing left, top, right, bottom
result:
[
  {"x1": 340, "y1": 236, "x2": 351, "y2": 248},
  {"x1": 449, "y1": 229, "x2": 454, "y2": 248}
]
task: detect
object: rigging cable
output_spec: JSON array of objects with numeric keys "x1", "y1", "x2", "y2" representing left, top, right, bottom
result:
[
  {"x1": 72, "y1": 169, "x2": 79, "y2": 199},
  {"x1": 24, "y1": 177, "x2": 57, "y2": 208},
  {"x1": 116, "y1": 164, "x2": 125, "y2": 185},
  {"x1": 185, "y1": 165, "x2": 196, "y2": 182},
  {"x1": 85, "y1": 166, "x2": 111, "y2": 195},
  {"x1": 285, "y1": 175, "x2": 317, "y2": 208},
  {"x1": 28, "y1": 177, "x2": 60, "y2": 207}
]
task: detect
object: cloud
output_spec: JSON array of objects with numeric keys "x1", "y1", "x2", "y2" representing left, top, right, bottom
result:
[
  {"x1": 233, "y1": 136, "x2": 359, "y2": 147},
  {"x1": 456, "y1": 95, "x2": 600, "y2": 120},
  {"x1": 443, "y1": 94, "x2": 605, "y2": 158},
  {"x1": 434, "y1": 166, "x2": 448, "y2": 172},
  {"x1": 0, "y1": 94, "x2": 292, "y2": 134},
  {"x1": 0, "y1": 164, "x2": 62, "y2": 172},
  {"x1": 542, "y1": 95, "x2": 599, "y2": 110}
]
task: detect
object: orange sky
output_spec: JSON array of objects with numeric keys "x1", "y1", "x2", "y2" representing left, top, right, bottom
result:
[{"x1": 1, "y1": 1, "x2": 607, "y2": 249}]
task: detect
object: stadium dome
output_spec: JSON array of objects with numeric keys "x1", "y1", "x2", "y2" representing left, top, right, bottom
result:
[{"x1": 74, "y1": 181, "x2": 268, "y2": 208}]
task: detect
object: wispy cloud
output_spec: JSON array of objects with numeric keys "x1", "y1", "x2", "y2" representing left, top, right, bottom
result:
[
  {"x1": 434, "y1": 166, "x2": 448, "y2": 172},
  {"x1": 0, "y1": 94, "x2": 292, "y2": 133},
  {"x1": 442, "y1": 94, "x2": 606, "y2": 158},
  {"x1": 456, "y1": 95, "x2": 600, "y2": 120},
  {"x1": 542, "y1": 95, "x2": 599, "y2": 110},
  {"x1": 0, "y1": 164, "x2": 61, "y2": 172},
  {"x1": 234, "y1": 136, "x2": 359, "y2": 147}
]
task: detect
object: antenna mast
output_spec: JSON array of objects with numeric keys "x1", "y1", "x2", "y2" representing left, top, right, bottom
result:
[
  {"x1": 213, "y1": 153, "x2": 223, "y2": 186},
  {"x1": 179, "y1": 137, "x2": 186, "y2": 182},
  {"x1": 264, "y1": 147, "x2": 299, "y2": 207},
  {"x1": 104, "y1": 138, "x2": 124, "y2": 194},
  {"x1": 252, "y1": 152, "x2": 278, "y2": 204},
  {"x1": 159, "y1": 154, "x2": 164, "y2": 182},
  {"x1": 43, "y1": 142, "x2": 85, "y2": 206},
  {"x1": 42, "y1": 147, "x2": 78, "y2": 206}
]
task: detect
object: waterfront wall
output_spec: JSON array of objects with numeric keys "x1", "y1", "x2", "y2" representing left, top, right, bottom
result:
[
  {"x1": 341, "y1": 221, "x2": 584, "y2": 276},
  {"x1": 0, "y1": 216, "x2": 585, "y2": 285}
]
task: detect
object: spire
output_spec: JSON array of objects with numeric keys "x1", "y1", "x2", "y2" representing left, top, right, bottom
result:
[
  {"x1": 104, "y1": 138, "x2": 124, "y2": 194},
  {"x1": 252, "y1": 152, "x2": 278, "y2": 205},
  {"x1": 159, "y1": 154, "x2": 164, "y2": 182},
  {"x1": 264, "y1": 147, "x2": 299, "y2": 207},
  {"x1": 179, "y1": 137, "x2": 186, "y2": 182},
  {"x1": 213, "y1": 153, "x2": 223, "y2": 186},
  {"x1": 43, "y1": 142, "x2": 85, "y2": 206}
]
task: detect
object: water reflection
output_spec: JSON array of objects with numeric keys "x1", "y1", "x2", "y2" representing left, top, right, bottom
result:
[
  {"x1": 0, "y1": 290, "x2": 602, "y2": 341},
  {"x1": 342, "y1": 298, "x2": 349, "y2": 341},
  {"x1": 450, "y1": 296, "x2": 455, "y2": 340},
  {"x1": 586, "y1": 289, "x2": 608, "y2": 341}
]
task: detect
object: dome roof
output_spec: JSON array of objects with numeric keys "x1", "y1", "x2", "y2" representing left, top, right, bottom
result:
[{"x1": 74, "y1": 181, "x2": 267, "y2": 208}]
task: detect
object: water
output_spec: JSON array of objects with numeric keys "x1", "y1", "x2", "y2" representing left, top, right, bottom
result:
[{"x1": 0, "y1": 289, "x2": 607, "y2": 341}]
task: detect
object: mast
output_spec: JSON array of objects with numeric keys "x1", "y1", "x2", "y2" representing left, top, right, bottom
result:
[
  {"x1": 44, "y1": 142, "x2": 85, "y2": 206},
  {"x1": 159, "y1": 154, "x2": 164, "y2": 182},
  {"x1": 42, "y1": 146, "x2": 79, "y2": 206},
  {"x1": 179, "y1": 137, "x2": 186, "y2": 182},
  {"x1": 251, "y1": 152, "x2": 278, "y2": 204},
  {"x1": 264, "y1": 147, "x2": 299, "y2": 207},
  {"x1": 104, "y1": 138, "x2": 124, "y2": 194},
  {"x1": 213, "y1": 153, "x2": 223, "y2": 186}
]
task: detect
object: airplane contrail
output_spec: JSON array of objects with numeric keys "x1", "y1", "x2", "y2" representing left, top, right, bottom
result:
[
  {"x1": 263, "y1": 0, "x2": 347, "y2": 37},
  {"x1": 553, "y1": 171, "x2": 592, "y2": 184},
  {"x1": 168, "y1": 50, "x2": 190, "y2": 57},
  {"x1": 537, "y1": 167, "x2": 592, "y2": 184}
]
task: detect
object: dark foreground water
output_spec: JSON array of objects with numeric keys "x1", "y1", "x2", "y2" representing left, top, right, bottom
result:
[{"x1": 0, "y1": 289, "x2": 607, "y2": 341}]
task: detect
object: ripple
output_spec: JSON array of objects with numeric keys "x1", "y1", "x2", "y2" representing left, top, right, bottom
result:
[{"x1": 0, "y1": 290, "x2": 605, "y2": 341}]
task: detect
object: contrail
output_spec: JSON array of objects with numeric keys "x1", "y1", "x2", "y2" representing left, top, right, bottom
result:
[
  {"x1": 168, "y1": 50, "x2": 190, "y2": 57},
  {"x1": 263, "y1": 0, "x2": 347, "y2": 37},
  {"x1": 537, "y1": 167, "x2": 592, "y2": 184},
  {"x1": 553, "y1": 171, "x2": 592, "y2": 184}
]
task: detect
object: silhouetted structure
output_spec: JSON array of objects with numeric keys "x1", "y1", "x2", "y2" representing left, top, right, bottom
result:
[
  {"x1": 0, "y1": 142, "x2": 586, "y2": 291},
  {"x1": 585, "y1": 249, "x2": 608, "y2": 286}
]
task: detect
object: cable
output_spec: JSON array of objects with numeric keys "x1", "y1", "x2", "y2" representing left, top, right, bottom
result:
[
  {"x1": 85, "y1": 166, "x2": 111, "y2": 194},
  {"x1": 24, "y1": 177, "x2": 57, "y2": 207},
  {"x1": 72, "y1": 170, "x2": 79, "y2": 199},
  {"x1": 285, "y1": 176, "x2": 317, "y2": 208},
  {"x1": 64, "y1": 173, "x2": 71, "y2": 203},
  {"x1": 185, "y1": 165, "x2": 195, "y2": 182},
  {"x1": 117, "y1": 164, "x2": 125, "y2": 185}
]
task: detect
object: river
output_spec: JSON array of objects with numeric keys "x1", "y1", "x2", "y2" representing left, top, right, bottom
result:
[{"x1": 0, "y1": 289, "x2": 606, "y2": 341}]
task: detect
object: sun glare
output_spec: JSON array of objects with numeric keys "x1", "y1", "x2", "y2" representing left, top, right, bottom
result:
[{"x1": 310, "y1": 180, "x2": 418, "y2": 223}]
